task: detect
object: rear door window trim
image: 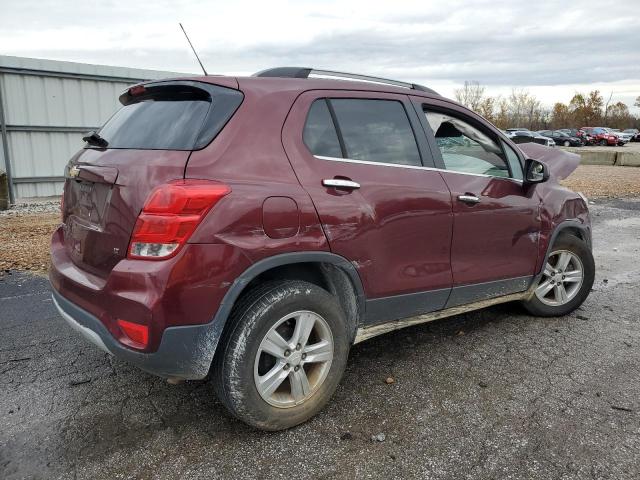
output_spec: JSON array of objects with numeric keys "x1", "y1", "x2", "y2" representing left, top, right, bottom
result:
[{"x1": 312, "y1": 154, "x2": 524, "y2": 184}]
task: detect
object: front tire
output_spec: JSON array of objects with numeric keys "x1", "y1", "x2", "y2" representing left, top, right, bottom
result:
[
  {"x1": 212, "y1": 280, "x2": 350, "y2": 430},
  {"x1": 563, "y1": 140, "x2": 571, "y2": 147},
  {"x1": 522, "y1": 234, "x2": 594, "y2": 317}
]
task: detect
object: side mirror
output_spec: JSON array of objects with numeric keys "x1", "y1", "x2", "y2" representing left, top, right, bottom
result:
[{"x1": 524, "y1": 158, "x2": 549, "y2": 184}]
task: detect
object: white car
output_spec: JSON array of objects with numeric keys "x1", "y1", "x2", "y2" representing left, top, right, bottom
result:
[{"x1": 608, "y1": 129, "x2": 632, "y2": 144}]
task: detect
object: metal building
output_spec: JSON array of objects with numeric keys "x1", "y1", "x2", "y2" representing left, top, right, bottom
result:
[{"x1": 0, "y1": 55, "x2": 187, "y2": 202}]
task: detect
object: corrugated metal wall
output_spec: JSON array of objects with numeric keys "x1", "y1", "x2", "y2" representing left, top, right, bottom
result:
[{"x1": 0, "y1": 55, "x2": 187, "y2": 201}]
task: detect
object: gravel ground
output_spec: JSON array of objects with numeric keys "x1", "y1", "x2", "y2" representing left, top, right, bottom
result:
[
  {"x1": 1, "y1": 198, "x2": 640, "y2": 479},
  {"x1": 1, "y1": 165, "x2": 639, "y2": 275},
  {"x1": 561, "y1": 142, "x2": 640, "y2": 153},
  {"x1": 0, "y1": 206, "x2": 60, "y2": 274},
  {"x1": 560, "y1": 165, "x2": 640, "y2": 198}
]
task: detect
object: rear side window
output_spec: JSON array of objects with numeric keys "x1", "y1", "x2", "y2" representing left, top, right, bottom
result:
[
  {"x1": 96, "y1": 82, "x2": 243, "y2": 150},
  {"x1": 330, "y1": 99, "x2": 421, "y2": 166},
  {"x1": 303, "y1": 100, "x2": 342, "y2": 158}
]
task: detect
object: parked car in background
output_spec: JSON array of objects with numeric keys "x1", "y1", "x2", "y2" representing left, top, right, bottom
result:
[
  {"x1": 607, "y1": 128, "x2": 632, "y2": 144},
  {"x1": 581, "y1": 127, "x2": 621, "y2": 146},
  {"x1": 558, "y1": 128, "x2": 584, "y2": 139},
  {"x1": 508, "y1": 130, "x2": 555, "y2": 147},
  {"x1": 559, "y1": 129, "x2": 596, "y2": 145},
  {"x1": 623, "y1": 128, "x2": 640, "y2": 142},
  {"x1": 538, "y1": 130, "x2": 583, "y2": 147}
]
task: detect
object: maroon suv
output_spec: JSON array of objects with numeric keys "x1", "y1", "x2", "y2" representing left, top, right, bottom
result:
[{"x1": 50, "y1": 68, "x2": 594, "y2": 430}]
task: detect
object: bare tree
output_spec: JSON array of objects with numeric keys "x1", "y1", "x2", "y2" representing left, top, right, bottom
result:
[
  {"x1": 602, "y1": 91, "x2": 613, "y2": 124},
  {"x1": 454, "y1": 81, "x2": 486, "y2": 111}
]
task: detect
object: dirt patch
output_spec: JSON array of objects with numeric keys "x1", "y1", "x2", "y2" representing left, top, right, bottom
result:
[{"x1": 0, "y1": 213, "x2": 59, "y2": 275}]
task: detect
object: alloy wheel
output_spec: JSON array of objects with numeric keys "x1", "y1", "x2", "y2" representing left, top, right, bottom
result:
[
  {"x1": 534, "y1": 250, "x2": 584, "y2": 306},
  {"x1": 253, "y1": 310, "x2": 334, "y2": 408}
]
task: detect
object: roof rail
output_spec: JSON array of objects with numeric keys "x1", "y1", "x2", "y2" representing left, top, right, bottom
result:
[{"x1": 253, "y1": 67, "x2": 438, "y2": 95}]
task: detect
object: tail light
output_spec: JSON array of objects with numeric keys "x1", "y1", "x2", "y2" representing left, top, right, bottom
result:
[{"x1": 128, "y1": 179, "x2": 230, "y2": 260}]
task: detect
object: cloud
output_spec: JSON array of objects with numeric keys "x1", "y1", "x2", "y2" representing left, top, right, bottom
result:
[{"x1": 0, "y1": 0, "x2": 638, "y2": 108}]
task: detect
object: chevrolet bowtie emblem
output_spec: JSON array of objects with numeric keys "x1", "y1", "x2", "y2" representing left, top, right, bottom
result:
[{"x1": 69, "y1": 166, "x2": 80, "y2": 178}]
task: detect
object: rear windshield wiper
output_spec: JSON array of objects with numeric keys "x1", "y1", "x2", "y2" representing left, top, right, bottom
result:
[{"x1": 82, "y1": 130, "x2": 109, "y2": 148}]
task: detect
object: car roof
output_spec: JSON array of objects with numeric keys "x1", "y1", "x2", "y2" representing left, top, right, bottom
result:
[{"x1": 146, "y1": 68, "x2": 442, "y2": 100}]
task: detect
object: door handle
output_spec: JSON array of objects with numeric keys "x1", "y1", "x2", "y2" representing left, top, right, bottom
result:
[
  {"x1": 322, "y1": 179, "x2": 361, "y2": 190},
  {"x1": 457, "y1": 194, "x2": 480, "y2": 204}
]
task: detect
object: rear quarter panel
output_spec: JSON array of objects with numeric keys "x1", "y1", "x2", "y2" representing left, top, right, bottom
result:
[{"x1": 185, "y1": 79, "x2": 329, "y2": 261}]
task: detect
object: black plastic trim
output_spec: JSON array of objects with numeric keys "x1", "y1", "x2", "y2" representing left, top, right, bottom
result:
[
  {"x1": 51, "y1": 288, "x2": 215, "y2": 380},
  {"x1": 211, "y1": 252, "x2": 367, "y2": 326},
  {"x1": 204, "y1": 252, "x2": 367, "y2": 355},
  {"x1": 254, "y1": 67, "x2": 312, "y2": 78},
  {"x1": 404, "y1": 97, "x2": 436, "y2": 169},
  {"x1": 364, "y1": 288, "x2": 450, "y2": 325},
  {"x1": 325, "y1": 99, "x2": 347, "y2": 158},
  {"x1": 410, "y1": 98, "x2": 447, "y2": 170},
  {"x1": 535, "y1": 221, "x2": 592, "y2": 284},
  {"x1": 445, "y1": 276, "x2": 533, "y2": 309}
]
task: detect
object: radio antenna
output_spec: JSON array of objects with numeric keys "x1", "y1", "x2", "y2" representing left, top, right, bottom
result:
[{"x1": 179, "y1": 23, "x2": 208, "y2": 76}]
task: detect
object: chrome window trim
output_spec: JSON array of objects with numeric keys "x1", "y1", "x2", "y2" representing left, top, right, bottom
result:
[{"x1": 313, "y1": 155, "x2": 524, "y2": 184}]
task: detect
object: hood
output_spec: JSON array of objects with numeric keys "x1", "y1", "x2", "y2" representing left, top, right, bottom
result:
[{"x1": 518, "y1": 142, "x2": 581, "y2": 180}]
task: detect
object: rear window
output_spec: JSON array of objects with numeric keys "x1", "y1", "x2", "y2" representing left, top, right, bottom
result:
[{"x1": 94, "y1": 81, "x2": 242, "y2": 150}]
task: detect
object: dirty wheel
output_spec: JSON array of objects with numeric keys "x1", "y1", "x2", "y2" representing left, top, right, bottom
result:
[
  {"x1": 522, "y1": 234, "x2": 594, "y2": 317},
  {"x1": 212, "y1": 280, "x2": 349, "y2": 430}
]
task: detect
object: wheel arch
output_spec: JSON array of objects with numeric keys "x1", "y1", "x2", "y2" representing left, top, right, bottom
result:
[
  {"x1": 537, "y1": 220, "x2": 591, "y2": 279},
  {"x1": 207, "y1": 252, "x2": 366, "y2": 363}
]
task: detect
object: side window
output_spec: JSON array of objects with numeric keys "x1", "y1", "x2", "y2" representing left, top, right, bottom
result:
[
  {"x1": 330, "y1": 99, "x2": 421, "y2": 166},
  {"x1": 424, "y1": 109, "x2": 511, "y2": 178},
  {"x1": 303, "y1": 100, "x2": 342, "y2": 158},
  {"x1": 502, "y1": 141, "x2": 523, "y2": 180}
]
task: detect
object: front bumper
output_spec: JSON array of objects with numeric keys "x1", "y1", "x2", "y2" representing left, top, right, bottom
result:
[{"x1": 52, "y1": 287, "x2": 221, "y2": 380}]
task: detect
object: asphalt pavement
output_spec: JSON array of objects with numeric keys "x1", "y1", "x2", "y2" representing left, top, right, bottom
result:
[{"x1": 1, "y1": 198, "x2": 639, "y2": 479}]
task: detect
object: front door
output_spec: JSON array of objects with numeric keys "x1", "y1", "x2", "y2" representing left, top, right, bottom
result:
[
  {"x1": 282, "y1": 91, "x2": 454, "y2": 323},
  {"x1": 414, "y1": 98, "x2": 541, "y2": 306}
]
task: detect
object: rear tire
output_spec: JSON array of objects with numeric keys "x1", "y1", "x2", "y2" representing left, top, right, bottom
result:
[
  {"x1": 522, "y1": 234, "x2": 594, "y2": 317},
  {"x1": 212, "y1": 280, "x2": 350, "y2": 431},
  {"x1": 599, "y1": 139, "x2": 607, "y2": 146}
]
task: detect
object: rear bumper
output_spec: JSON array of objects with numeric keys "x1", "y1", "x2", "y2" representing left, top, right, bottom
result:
[
  {"x1": 51, "y1": 287, "x2": 219, "y2": 380},
  {"x1": 49, "y1": 225, "x2": 253, "y2": 379}
]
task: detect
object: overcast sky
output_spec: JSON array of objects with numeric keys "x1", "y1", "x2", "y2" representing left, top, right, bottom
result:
[{"x1": 1, "y1": 0, "x2": 639, "y2": 112}]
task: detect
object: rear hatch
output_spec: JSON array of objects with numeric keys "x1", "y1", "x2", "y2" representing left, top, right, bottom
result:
[{"x1": 62, "y1": 80, "x2": 242, "y2": 278}]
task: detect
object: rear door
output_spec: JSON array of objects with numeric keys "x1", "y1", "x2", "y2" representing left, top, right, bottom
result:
[
  {"x1": 282, "y1": 90, "x2": 453, "y2": 323},
  {"x1": 413, "y1": 97, "x2": 540, "y2": 306},
  {"x1": 62, "y1": 80, "x2": 242, "y2": 278}
]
